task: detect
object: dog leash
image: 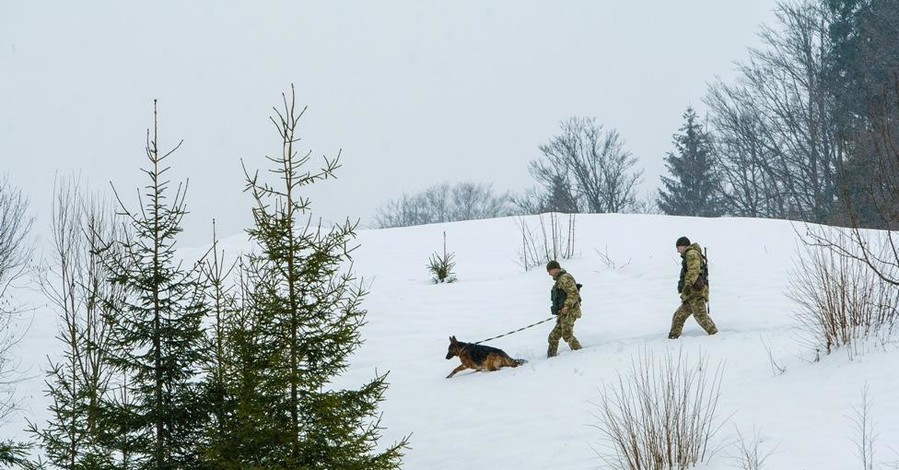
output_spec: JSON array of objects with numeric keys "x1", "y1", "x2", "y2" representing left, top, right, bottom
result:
[{"x1": 473, "y1": 316, "x2": 556, "y2": 344}]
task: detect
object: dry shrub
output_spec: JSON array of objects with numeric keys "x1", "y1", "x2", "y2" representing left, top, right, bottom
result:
[
  {"x1": 728, "y1": 425, "x2": 775, "y2": 470},
  {"x1": 591, "y1": 348, "x2": 725, "y2": 470},
  {"x1": 515, "y1": 213, "x2": 576, "y2": 271},
  {"x1": 789, "y1": 242, "x2": 899, "y2": 359}
]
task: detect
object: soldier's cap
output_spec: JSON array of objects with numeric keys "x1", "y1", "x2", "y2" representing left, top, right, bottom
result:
[
  {"x1": 546, "y1": 260, "x2": 561, "y2": 271},
  {"x1": 676, "y1": 236, "x2": 691, "y2": 247}
]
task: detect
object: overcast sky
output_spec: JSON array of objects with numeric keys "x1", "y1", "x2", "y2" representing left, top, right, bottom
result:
[{"x1": 1, "y1": 1, "x2": 779, "y2": 247}]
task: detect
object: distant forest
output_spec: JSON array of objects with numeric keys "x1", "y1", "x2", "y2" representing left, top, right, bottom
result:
[{"x1": 374, "y1": 0, "x2": 899, "y2": 232}]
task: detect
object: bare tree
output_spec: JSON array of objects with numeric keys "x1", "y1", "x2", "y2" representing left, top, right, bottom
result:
[
  {"x1": 0, "y1": 175, "x2": 33, "y2": 318},
  {"x1": 706, "y1": 1, "x2": 843, "y2": 222},
  {"x1": 373, "y1": 194, "x2": 429, "y2": 228},
  {"x1": 850, "y1": 385, "x2": 877, "y2": 470},
  {"x1": 373, "y1": 181, "x2": 515, "y2": 228},
  {"x1": 30, "y1": 176, "x2": 121, "y2": 467},
  {"x1": 509, "y1": 187, "x2": 545, "y2": 216},
  {"x1": 515, "y1": 213, "x2": 576, "y2": 271},
  {"x1": 510, "y1": 182, "x2": 579, "y2": 216},
  {"x1": 0, "y1": 176, "x2": 33, "y2": 463},
  {"x1": 530, "y1": 117, "x2": 643, "y2": 214},
  {"x1": 703, "y1": 93, "x2": 779, "y2": 218},
  {"x1": 803, "y1": 79, "x2": 899, "y2": 287},
  {"x1": 450, "y1": 182, "x2": 511, "y2": 221}
]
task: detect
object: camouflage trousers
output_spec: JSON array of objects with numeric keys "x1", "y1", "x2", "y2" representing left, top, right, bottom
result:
[
  {"x1": 669, "y1": 297, "x2": 718, "y2": 338},
  {"x1": 548, "y1": 313, "x2": 582, "y2": 354}
]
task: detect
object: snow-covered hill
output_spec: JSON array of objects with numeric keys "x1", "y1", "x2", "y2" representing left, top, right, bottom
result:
[{"x1": 7, "y1": 213, "x2": 899, "y2": 468}]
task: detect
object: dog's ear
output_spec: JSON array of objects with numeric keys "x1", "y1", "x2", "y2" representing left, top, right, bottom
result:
[{"x1": 450, "y1": 335, "x2": 456, "y2": 343}]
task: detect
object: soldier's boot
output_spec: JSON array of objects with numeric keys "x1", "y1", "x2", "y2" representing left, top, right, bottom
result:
[
  {"x1": 568, "y1": 338, "x2": 583, "y2": 351},
  {"x1": 668, "y1": 324, "x2": 683, "y2": 339},
  {"x1": 695, "y1": 309, "x2": 718, "y2": 335},
  {"x1": 669, "y1": 303, "x2": 691, "y2": 339},
  {"x1": 547, "y1": 344, "x2": 558, "y2": 358}
]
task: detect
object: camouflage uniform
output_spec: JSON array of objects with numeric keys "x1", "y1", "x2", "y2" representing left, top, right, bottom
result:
[
  {"x1": 669, "y1": 242, "x2": 718, "y2": 338},
  {"x1": 548, "y1": 269, "x2": 583, "y2": 356}
]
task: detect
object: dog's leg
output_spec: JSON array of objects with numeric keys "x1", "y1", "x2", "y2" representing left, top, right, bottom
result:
[
  {"x1": 487, "y1": 357, "x2": 506, "y2": 371},
  {"x1": 501, "y1": 354, "x2": 520, "y2": 368},
  {"x1": 446, "y1": 364, "x2": 468, "y2": 378}
]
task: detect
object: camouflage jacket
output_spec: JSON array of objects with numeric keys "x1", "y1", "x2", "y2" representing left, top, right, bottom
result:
[
  {"x1": 679, "y1": 243, "x2": 709, "y2": 301},
  {"x1": 551, "y1": 270, "x2": 582, "y2": 318}
]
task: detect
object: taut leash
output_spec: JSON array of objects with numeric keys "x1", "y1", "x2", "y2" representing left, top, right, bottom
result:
[{"x1": 473, "y1": 316, "x2": 555, "y2": 344}]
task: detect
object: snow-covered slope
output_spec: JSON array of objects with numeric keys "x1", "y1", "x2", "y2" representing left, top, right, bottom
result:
[{"x1": 8, "y1": 214, "x2": 899, "y2": 468}]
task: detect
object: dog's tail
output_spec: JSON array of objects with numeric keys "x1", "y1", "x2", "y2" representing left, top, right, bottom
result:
[{"x1": 514, "y1": 358, "x2": 528, "y2": 366}]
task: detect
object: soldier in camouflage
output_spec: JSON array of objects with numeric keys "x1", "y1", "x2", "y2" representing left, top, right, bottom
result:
[
  {"x1": 668, "y1": 236, "x2": 718, "y2": 339},
  {"x1": 546, "y1": 260, "x2": 583, "y2": 357}
]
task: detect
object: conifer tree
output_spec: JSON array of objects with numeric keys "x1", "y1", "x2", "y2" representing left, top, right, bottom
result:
[
  {"x1": 213, "y1": 86, "x2": 408, "y2": 468},
  {"x1": 195, "y1": 223, "x2": 241, "y2": 467},
  {"x1": 543, "y1": 174, "x2": 579, "y2": 213},
  {"x1": 657, "y1": 107, "x2": 723, "y2": 217},
  {"x1": 100, "y1": 101, "x2": 207, "y2": 469}
]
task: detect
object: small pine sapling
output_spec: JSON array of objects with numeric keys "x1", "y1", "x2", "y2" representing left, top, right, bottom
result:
[{"x1": 427, "y1": 232, "x2": 457, "y2": 283}]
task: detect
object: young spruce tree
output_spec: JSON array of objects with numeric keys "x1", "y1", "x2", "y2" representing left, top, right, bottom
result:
[
  {"x1": 195, "y1": 223, "x2": 242, "y2": 467},
  {"x1": 213, "y1": 86, "x2": 408, "y2": 469},
  {"x1": 657, "y1": 107, "x2": 723, "y2": 217},
  {"x1": 101, "y1": 101, "x2": 207, "y2": 469}
]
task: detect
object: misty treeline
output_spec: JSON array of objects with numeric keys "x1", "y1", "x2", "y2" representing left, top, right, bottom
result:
[
  {"x1": 373, "y1": 116, "x2": 649, "y2": 229},
  {"x1": 373, "y1": 181, "x2": 518, "y2": 228},
  {"x1": 699, "y1": 0, "x2": 899, "y2": 228},
  {"x1": 654, "y1": 0, "x2": 899, "y2": 225},
  {"x1": 377, "y1": 0, "x2": 899, "y2": 231},
  {"x1": 8, "y1": 89, "x2": 409, "y2": 469}
]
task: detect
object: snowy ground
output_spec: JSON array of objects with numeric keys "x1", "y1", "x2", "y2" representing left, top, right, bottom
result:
[{"x1": 6, "y1": 213, "x2": 899, "y2": 468}]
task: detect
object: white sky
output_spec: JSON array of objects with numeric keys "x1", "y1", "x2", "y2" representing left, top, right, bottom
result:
[{"x1": 1, "y1": 1, "x2": 778, "y2": 246}]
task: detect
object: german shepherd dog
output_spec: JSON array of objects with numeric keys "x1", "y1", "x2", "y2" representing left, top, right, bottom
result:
[{"x1": 445, "y1": 336, "x2": 527, "y2": 378}]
